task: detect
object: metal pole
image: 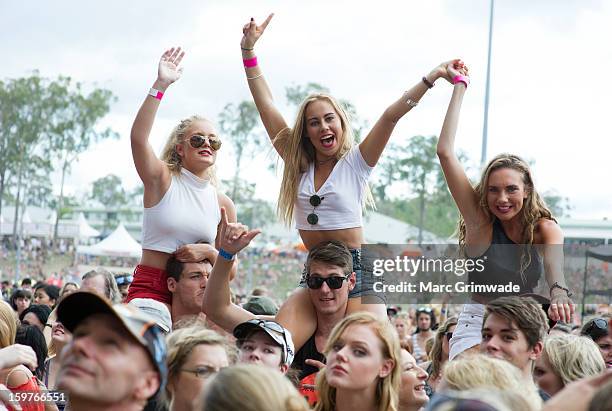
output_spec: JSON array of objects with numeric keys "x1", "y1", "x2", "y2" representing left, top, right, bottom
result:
[{"x1": 481, "y1": 0, "x2": 495, "y2": 166}]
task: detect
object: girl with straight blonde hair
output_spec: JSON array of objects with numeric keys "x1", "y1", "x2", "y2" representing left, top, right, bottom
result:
[
  {"x1": 127, "y1": 46, "x2": 238, "y2": 312},
  {"x1": 241, "y1": 13, "x2": 460, "y2": 349},
  {"x1": 315, "y1": 312, "x2": 401, "y2": 411}
]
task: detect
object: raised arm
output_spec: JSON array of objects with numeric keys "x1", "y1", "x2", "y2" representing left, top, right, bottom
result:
[
  {"x1": 240, "y1": 14, "x2": 290, "y2": 158},
  {"x1": 359, "y1": 60, "x2": 458, "y2": 167},
  {"x1": 539, "y1": 219, "x2": 574, "y2": 323},
  {"x1": 202, "y1": 208, "x2": 261, "y2": 333},
  {"x1": 435, "y1": 62, "x2": 483, "y2": 226},
  {"x1": 131, "y1": 47, "x2": 185, "y2": 189}
]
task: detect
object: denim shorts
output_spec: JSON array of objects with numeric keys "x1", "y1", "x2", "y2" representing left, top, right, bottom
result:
[{"x1": 299, "y1": 248, "x2": 384, "y2": 302}]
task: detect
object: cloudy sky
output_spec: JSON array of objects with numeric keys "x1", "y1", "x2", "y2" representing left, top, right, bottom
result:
[{"x1": 3, "y1": 0, "x2": 611, "y2": 220}]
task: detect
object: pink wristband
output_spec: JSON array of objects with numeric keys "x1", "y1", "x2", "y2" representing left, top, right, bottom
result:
[
  {"x1": 452, "y1": 75, "x2": 469, "y2": 88},
  {"x1": 243, "y1": 56, "x2": 258, "y2": 68},
  {"x1": 148, "y1": 87, "x2": 164, "y2": 100}
]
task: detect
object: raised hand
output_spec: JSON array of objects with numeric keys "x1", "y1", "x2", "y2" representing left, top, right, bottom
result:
[
  {"x1": 218, "y1": 207, "x2": 261, "y2": 255},
  {"x1": 428, "y1": 59, "x2": 466, "y2": 83},
  {"x1": 445, "y1": 60, "x2": 469, "y2": 82},
  {"x1": 158, "y1": 47, "x2": 185, "y2": 86},
  {"x1": 241, "y1": 13, "x2": 274, "y2": 49}
]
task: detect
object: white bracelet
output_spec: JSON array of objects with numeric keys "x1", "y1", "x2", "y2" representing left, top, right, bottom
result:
[
  {"x1": 404, "y1": 92, "x2": 418, "y2": 107},
  {"x1": 247, "y1": 73, "x2": 264, "y2": 81}
]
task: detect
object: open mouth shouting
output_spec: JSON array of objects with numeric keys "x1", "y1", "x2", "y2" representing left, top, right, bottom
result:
[{"x1": 320, "y1": 133, "x2": 336, "y2": 149}]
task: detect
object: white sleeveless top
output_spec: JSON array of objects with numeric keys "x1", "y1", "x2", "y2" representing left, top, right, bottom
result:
[
  {"x1": 294, "y1": 145, "x2": 373, "y2": 230},
  {"x1": 142, "y1": 168, "x2": 220, "y2": 253}
]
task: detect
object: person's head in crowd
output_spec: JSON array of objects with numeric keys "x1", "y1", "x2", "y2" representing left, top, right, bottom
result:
[
  {"x1": 481, "y1": 296, "x2": 548, "y2": 378},
  {"x1": 398, "y1": 348, "x2": 429, "y2": 411},
  {"x1": 242, "y1": 295, "x2": 278, "y2": 316},
  {"x1": 250, "y1": 286, "x2": 268, "y2": 297},
  {"x1": 387, "y1": 305, "x2": 401, "y2": 321},
  {"x1": 304, "y1": 240, "x2": 356, "y2": 317},
  {"x1": 115, "y1": 273, "x2": 133, "y2": 301},
  {"x1": 581, "y1": 315, "x2": 612, "y2": 368},
  {"x1": 440, "y1": 353, "x2": 542, "y2": 411},
  {"x1": 56, "y1": 292, "x2": 167, "y2": 411},
  {"x1": 9, "y1": 288, "x2": 32, "y2": 316},
  {"x1": 0, "y1": 300, "x2": 18, "y2": 348},
  {"x1": 81, "y1": 268, "x2": 121, "y2": 303},
  {"x1": 315, "y1": 312, "x2": 401, "y2": 411},
  {"x1": 588, "y1": 379, "x2": 612, "y2": 411},
  {"x1": 15, "y1": 325, "x2": 47, "y2": 380},
  {"x1": 549, "y1": 322, "x2": 572, "y2": 337},
  {"x1": 427, "y1": 388, "x2": 537, "y2": 411},
  {"x1": 129, "y1": 298, "x2": 173, "y2": 334},
  {"x1": 19, "y1": 304, "x2": 52, "y2": 332},
  {"x1": 165, "y1": 326, "x2": 232, "y2": 411},
  {"x1": 198, "y1": 364, "x2": 310, "y2": 411},
  {"x1": 234, "y1": 319, "x2": 295, "y2": 373},
  {"x1": 394, "y1": 312, "x2": 413, "y2": 341},
  {"x1": 534, "y1": 334, "x2": 605, "y2": 396},
  {"x1": 34, "y1": 283, "x2": 60, "y2": 308},
  {"x1": 416, "y1": 307, "x2": 436, "y2": 333},
  {"x1": 48, "y1": 320, "x2": 72, "y2": 359},
  {"x1": 20, "y1": 277, "x2": 32, "y2": 292},
  {"x1": 428, "y1": 317, "x2": 458, "y2": 383},
  {"x1": 166, "y1": 255, "x2": 212, "y2": 316},
  {"x1": 60, "y1": 281, "x2": 79, "y2": 298},
  {"x1": 33, "y1": 281, "x2": 46, "y2": 291}
]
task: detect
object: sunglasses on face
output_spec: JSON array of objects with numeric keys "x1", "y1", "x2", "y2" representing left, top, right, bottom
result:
[
  {"x1": 185, "y1": 134, "x2": 222, "y2": 151},
  {"x1": 307, "y1": 194, "x2": 324, "y2": 225},
  {"x1": 305, "y1": 275, "x2": 348, "y2": 290}
]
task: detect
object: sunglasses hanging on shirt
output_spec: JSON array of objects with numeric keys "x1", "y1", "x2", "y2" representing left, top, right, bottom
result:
[{"x1": 307, "y1": 194, "x2": 324, "y2": 225}]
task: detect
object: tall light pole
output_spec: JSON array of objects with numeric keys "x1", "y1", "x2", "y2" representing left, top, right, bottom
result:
[{"x1": 481, "y1": 0, "x2": 495, "y2": 166}]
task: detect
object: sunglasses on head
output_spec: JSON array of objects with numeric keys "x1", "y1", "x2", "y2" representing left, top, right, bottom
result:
[
  {"x1": 582, "y1": 318, "x2": 608, "y2": 340},
  {"x1": 185, "y1": 134, "x2": 222, "y2": 151},
  {"x1": 305, "y1": 275, "x2": 348, "y2": 290},
  {"x1": 307, "y1": 194, "x2": 324, "y2": 225}
]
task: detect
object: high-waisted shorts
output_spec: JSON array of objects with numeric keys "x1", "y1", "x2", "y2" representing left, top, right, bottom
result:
[{"x1": 126, "y1": 264, "x2": 172, "y2": 305}]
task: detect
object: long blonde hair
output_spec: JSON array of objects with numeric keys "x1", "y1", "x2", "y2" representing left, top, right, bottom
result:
[
  {"x1": 275, "y1": 94, "x2": 375, "y2": 225},
  {"x1": 315, "y1": 312, "x2": 401, "y2": 411},
  {"x1": 160, "y1": 115, "x2": 219, "y2": 185},
  {"x1": 0, "y1": 300, "x2": 18, "y2": 348},
  {"x1": 458, "y1": 153, "x2": 555, "y2": 275}
]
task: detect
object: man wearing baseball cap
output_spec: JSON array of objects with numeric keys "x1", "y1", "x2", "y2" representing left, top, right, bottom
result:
[
  {"x1": 55, "y1": 292, "x2": 167, "y2": 411},
  {"x1": 233, "y1": 319, "x2": 294, "y2": 373}
]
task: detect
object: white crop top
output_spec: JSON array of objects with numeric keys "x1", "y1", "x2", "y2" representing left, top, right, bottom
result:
[
  {"x1": 142, "y1": 168, "x2": 220, "y2": 253},
  {"x1": 295, "y1": 145, "x2": 374, "y2": 230}
]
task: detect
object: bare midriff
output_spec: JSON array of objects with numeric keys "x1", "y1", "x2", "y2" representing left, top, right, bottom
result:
[
  {"x1": 140, "y1": 249, "x2": 173, "y2": 271},
  {"x1": 299, "y1": 227, "x2": 364, "y2": 250}
]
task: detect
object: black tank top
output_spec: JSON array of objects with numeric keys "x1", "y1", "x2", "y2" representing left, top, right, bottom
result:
[
  {"x1": 467, "y1": 218, "x2": 543, "y2": 296},
  {"x1": 291, "y1": 333, "x2": 325, "y2": 380}
]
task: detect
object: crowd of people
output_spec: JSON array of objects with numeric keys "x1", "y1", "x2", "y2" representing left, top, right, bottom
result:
[{"x1": 1, "y1": 12, "x2": 611, "y2": 411}]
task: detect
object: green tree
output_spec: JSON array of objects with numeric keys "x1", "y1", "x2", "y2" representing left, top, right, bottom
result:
[
  {"x1": 0, "y1": 74, "x2": 56, "y2": 242},
  {"x1": 218, "y1": 101, "x2": 262, "y2": 199},
  {"x1": 90, "y1": 174, "x2": 128, "y2": 231},
  {"x1": 222, "y1": 177, "x2": 275, "y2": 229},
  {"x1": 49, "y1": 79, "x2": 118, "y2": 242},
  {"x1": 543, "y1": 190, "x2": 572, "y2": 218}
]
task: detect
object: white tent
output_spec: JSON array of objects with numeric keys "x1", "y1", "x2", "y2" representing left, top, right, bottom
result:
[
  {"x1": 77, "y1": 223, "x2": 141, "y2": 258},
  {"x1": 77, "y1": 213, "x2": 100, "y2": 238}
]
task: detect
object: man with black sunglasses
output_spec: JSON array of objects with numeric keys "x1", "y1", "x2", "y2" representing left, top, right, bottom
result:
[
  {"x1": 202, "y1": 209, "x2": 356, "y2": 382},
  {"x1": 582, "y1": 315, "x2": 612, "y2": 368}
]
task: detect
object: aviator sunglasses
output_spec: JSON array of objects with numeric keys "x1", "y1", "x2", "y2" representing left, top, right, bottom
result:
[
  {"x1": 307, "y1": 194, "x2": 324, "y2": 225},
  {"x1": 305, "y1": 275, "x2": 348, "y2": 290},
  {"x1": 185, "y1": 134, "x2": 222, "y2": 151}
]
